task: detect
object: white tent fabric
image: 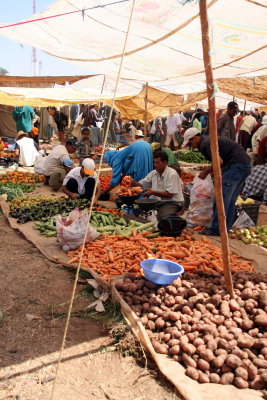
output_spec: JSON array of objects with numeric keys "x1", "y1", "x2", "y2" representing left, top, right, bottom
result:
[
  {"x1": 0, "y1": 87, "x2": 116, "y2": 107},
  {"x1": 0, "y1": 0, "x2": 267, "y2": 87}
]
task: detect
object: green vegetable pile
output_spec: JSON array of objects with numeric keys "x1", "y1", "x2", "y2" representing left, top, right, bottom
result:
[
  {"x1": 9, "y1": 196, "x2": 89, "y2": 224},
  {"x1": 231, "y1": 225, "x2": 267, "y2": 248},
  {"x1": 176, "y1": 150, "x2": 210, "y2": 164},
  {"x1": 33, "y1": 216, "x2": 57, "y2": 237},
  {"x1": 91, "y1": 210, "x2": 158, "y2": 237},
  {"x1": 0, "y1": 182, "x2": 34, "y2": 201}
]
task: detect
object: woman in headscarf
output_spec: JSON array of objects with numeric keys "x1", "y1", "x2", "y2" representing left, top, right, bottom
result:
[{"x1": 103, "y1": 140, "x2": 153, "y2": 192}]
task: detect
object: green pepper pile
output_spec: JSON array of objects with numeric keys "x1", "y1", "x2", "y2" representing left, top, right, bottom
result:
[{"x1": 176, "y1": 150, "x2": 210, "y2": 164}]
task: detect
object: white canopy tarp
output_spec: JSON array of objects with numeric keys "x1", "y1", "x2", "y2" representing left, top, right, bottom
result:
[
  {"x1": 0, "y1": 87, "x2": 117, "y2": 107},
  {"x1": 0, "y1": 0, "x2": 267, "y2": 87}
]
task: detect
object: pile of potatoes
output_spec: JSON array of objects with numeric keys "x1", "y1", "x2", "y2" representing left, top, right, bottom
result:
[{"x1": 115, "y1": 270, "x2": 267, "y2": 389}]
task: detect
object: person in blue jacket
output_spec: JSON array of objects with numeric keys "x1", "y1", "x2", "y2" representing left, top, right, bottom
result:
[{"x1": 103, "y1": 139, "x2": 153, "y2": 192}]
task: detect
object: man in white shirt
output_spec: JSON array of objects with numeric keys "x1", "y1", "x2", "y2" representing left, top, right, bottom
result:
[
  {"x1": 42, "y1": 138, "x2": 78, "y2": 186},
  {"x1": 62, "y1": 158, "x2": 101, "y2": 203},
  {"x1": 165, "y1": 110, "x2": 180, "y2": 150},
  {"x1": 238, "y1": 112, "x2": 257, "y2": 151},
  {"x1": 130, "y1": 151, "x2": 184, "y2": 219},
  {"x1": 15, "y1": 131, "x2": 39, "y2": 167}
]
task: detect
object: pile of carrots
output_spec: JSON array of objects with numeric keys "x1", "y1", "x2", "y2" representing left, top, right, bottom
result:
[
  {"x1": 67, "y1": 231, "x2": 254, "y2": 282},
  {"x1": 99, "y1": 174, "x2": 112, "y2": 191},
  {"x1": 93, "y1": 205, "x2": 124, "y2": 217},
  {"x1": 180, "y1": 170, "x2": 195, "y2": 183},
  {"x1": 0, "y1": 171, "x2": 44, "y2": 184}
]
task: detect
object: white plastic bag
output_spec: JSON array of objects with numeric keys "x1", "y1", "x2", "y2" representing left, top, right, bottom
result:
[
  {"x1": 34, "y1": 154, "x2": 46, "y2": 174},
  {"x1": 232, "y1": 210, "x2": 255, "y2": 228},
  {"x1": 56, "y1": 209, "x2": 99, "y2": 252},
  {"x1": 187, "y1": 174, "x2": 215, "y2": 227}
]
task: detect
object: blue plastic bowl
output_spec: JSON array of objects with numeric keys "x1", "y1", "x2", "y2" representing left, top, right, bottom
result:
[{"x1": 140, "y1": 259, "x2": 184, "y2": 285}]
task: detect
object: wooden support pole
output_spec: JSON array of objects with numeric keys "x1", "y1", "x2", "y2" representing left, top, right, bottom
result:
[
  {"x1": 144, "y1": 82, "x2": 148, "y2": 138},
  {"x1": 243, "y1": 100, "x2": 246, "y2": 116},
  {"x1": 199, "y1": 0, "x2": 234, "y2": 298}
]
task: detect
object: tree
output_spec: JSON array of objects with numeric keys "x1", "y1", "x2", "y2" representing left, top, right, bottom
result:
[{"x1": 0, "y1": 67, "x2": 8, "y2": 76}]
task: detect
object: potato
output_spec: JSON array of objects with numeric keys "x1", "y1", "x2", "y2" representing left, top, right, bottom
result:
[
  {"x1": 210, "y1": 373, "x2": 220, "y2": 384},
  {"x1": 243, "y1": 348, "x2": 257, "y2": 360},
  {"x1": 253, "y1": 338, "x2": 267, "y2": 350},
  {"x1": 198, "y1": 371, "x2": 210, "y2": 383},
  {"x1": 168, "y1": 339, "x2": 180, "y2": 347},
  {"x1": 237, "y1": 334, "x2": 254, "y2": 349},
  {"x1": 182, "y1": 353, "x2": 197, "y2": 368},
  {"x1": 142, "y1": 303, "x2": 150, "y2": 312},
  {"x1": 193, "y1": 338, "x2": 205, "y2": 348},
  {"x1": 213, "y1": 315, "x2": 225, "y2": 326},
  {"x1": 187, "y1": 332, "x2": 195, "y2": 342},
  {"x1": 234, "y1": 377, "x2": 249, "y2": 389},
  {"x1": 168, "y1": 311, "x2": 180, "y2": 322},
  {"x1": 182, "y1": 305, "x2": 193, "y2": 316},
  {"x1": 128, "y1": 283, "x2": 138, "y2": 293},
  {"x1": 259, "y1": 290, "x2": 267, "y2": 307},
  {"x1": 206, "y1": 339, "x2": 217, "y2": 353},
  {"x1": 186, "y1": 366, "x2": 199, "y2": 381},
  {"x1": 145, "y1": 281, "x2": 157, "y2": 289},
  {"x1": 217, "y1": 338, "x2": 231, "y2": 351},
  {"x1": 235, "y1": 367, "x2": 248, "y2": 381},
  {"x1": 146, "y1": 320, "x2": 155, "y2": 331},
  {"x1": 221, "y1": 365, "x2": 232, "y2": 374},
  {"x1": 198, "y1": 358, "x2": 210, "y2": 371},
  {"x1": 253, "y1": 358, "x2": 267, "y2": 368},
  {"x1": 165, "y1": 295, "x2": 176, "y2": 307},
  {"x1": 229, "y1": 299, "x2": 240, "y2": 311},
  {"x1": 152, "y1": 340, "x2": 169, "y2": 354},
  {"x1": 213, "y1": 354, "x2": 227, "y2": 369},
  {"x1": 155, "y1": 317, "x2": 165, "y2": 330},
  {"x1": 181, "y1": 342, "x2": 196, "y2": 355},
  {"x1": 261, "y1": 371, "x2": 267, "y2": 383},
  {"x1": 241, "y1": 288, "x2": 253, "y2": 300},
  {"x1": 145, "y1": 329, "x2": 153, "y2": 338},
  {"x1": 220, "y1": 372, "x2": 234, "y2": 385},
  {"x1": 163, "y1": 333, "x2": 171, "y2": 343},
  {"x1": 198, "y1": 348, "x2": 214, "y2": 363},
  {"x1": 147, "y1": 312, "x2": 157, "y2": 321},
  {"x1": 247, "y1": 363, "x2": 258, "y2": 380},
  {"x1": 226, "y1": 354, "x2": 242, "y2": 369},
  {"x1": 232, "y1": 347, "x2": 245, "y2": 359},
  {"x1": 241, "y1": 319, "x2": 253, "y2": 330},
  {"x1": 172, "y1": 278, "x2": 182, "y2": 288},
  {"x1": 220, "y1": 301, "x2": 231, "y2": 318},
  {"x1": 169, "y1": 345, "x2": 181, "y2": 356},
  {"x1": 210, "y1": 294, "x2": 221, "y2": 307},
  {"x1": 254, "y1": 313, "x2": 267, "y2": 327},
  {"x1": 249, "y1": 375, "x2": 265, "y2": 390}
]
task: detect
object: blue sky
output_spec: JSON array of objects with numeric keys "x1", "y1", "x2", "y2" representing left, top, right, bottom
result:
[{"x1": 0, "y1": 0, "x2": 92, "y2": 76}]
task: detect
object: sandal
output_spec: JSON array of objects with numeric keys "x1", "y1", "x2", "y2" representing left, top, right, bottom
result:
[{"x1": 199, "y1": 228, "x2": 219, "y2": 236}]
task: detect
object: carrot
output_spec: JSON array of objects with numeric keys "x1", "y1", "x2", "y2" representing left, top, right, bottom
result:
[
  {"x1": 193, "y1": 226, "x2": 203, "y2": 231},
  {"x1": 68, "y1": 257, "x2": 79, "y2": 264},
  {"x1": 132, "y1": 228, "x2": 137, "y2": 237},
  {"x1": 183, "y1": 265, "x2": 197, "y2": 271}
]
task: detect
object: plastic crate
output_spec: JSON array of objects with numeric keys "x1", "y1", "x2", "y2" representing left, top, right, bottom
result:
[{"x1": 234, "y1": 197, "x2": 261, "y2": 225}]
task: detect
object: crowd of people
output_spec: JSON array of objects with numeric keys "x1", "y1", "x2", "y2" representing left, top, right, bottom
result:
[{"x1": 8, "y1": 100, "x2": 267, "y2": 232}]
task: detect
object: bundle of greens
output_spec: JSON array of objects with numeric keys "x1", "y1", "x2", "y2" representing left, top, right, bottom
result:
[{"x1": 0, "y1": 182, "x2": 34, "y2": 202}]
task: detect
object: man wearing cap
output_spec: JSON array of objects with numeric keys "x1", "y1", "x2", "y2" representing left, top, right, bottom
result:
[
  {"x1": 151, "y1": 142, "x2": 181, "y2": 175},
  {"x1": 42, "y1": 139, "x2": 78, "y2": 187},
  {"x1": 217, "y1": 101, "x2": 239, "y2": 141},
  {"x1": 62, "y1": 159, "x2": 101, "y2": 203},
  {"x1": 182, "y1": 129, "x2": 250, "y2": 235},
  {"x1": 130, "y1": 151, "x2": 184, "y2": 220},
  {"x1": 15, "y1": 131, "x2": 39, "y2": 167}
]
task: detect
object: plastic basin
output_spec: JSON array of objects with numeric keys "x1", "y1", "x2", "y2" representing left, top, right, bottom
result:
[{"x1": 140, "y1": 259, "x2": 184, "y2": 285}]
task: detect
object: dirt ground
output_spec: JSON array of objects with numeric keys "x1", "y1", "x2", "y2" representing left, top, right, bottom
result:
[{"x1": 0, "y1": 215, "x2": 181, "y2": 400}]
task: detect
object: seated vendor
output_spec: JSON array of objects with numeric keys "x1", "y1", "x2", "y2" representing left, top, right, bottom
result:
[
  {"x1": 151, "y1": 142, "x2": 181, "y2": 175},
  {"x1": 242, "y1": 163, "x2": 267, "y2": 205},
  {"x1": 15, "y1": 131, "x2": 39, "y2": 167},
  {"x1": 49, "y1": 159, "x2": 74, "y2": 191},
  {"x1": 62, "y1": 158, "x2": 101, "y2": 204},
  {"x1": 130, "y1": 151, "x2": 184, "y2": 220}
]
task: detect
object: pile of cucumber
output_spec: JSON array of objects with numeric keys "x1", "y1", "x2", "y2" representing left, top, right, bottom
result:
[
  {"x1": 90, "y1": 210, "x2": 159, "y2": 237},
  {"x1": 33, "y1": 217, "x2": 57, "y2": 237}
]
